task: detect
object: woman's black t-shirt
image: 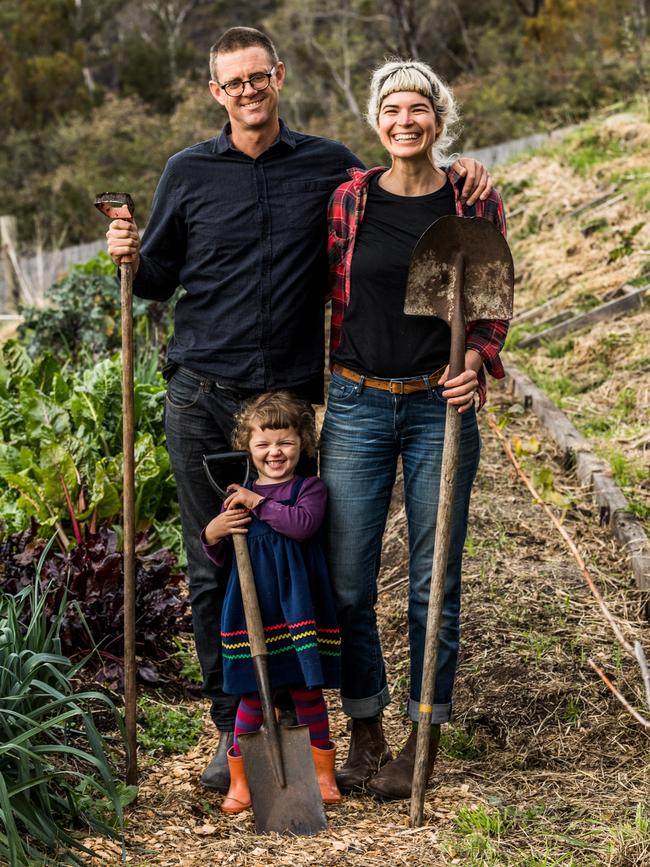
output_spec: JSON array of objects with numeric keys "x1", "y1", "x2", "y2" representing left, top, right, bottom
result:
[{"x1": 332, "y1": 172, "x2": 456, "y2": 379}]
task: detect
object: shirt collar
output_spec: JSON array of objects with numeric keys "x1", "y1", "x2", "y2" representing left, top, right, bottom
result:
[{"x1": 214, "y1": 118, "x2": 297, "y2": 154}]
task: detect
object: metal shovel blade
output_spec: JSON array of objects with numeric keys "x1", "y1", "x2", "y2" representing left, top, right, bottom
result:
[
  {"x1": 404, "y1": 215, "x2": 514, "y2": 322},
  {"x1": 94, "y1": 192, "x2": 135, "y2": 221},
  {"x1": 239, "y1": 724, "x2": 327, "y2": 836}
]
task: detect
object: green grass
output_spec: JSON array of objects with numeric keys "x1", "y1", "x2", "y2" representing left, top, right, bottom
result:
[
  {"x1": 440, "y1": 722, "x2": 485, "y2": 760},
  {"x1": 561, "y1": 128, "x2": 628, "y2": 176},
  {"x1": 543, "y1": 337, "x2": 575, "y2": 359},
  {"x1": 137, "y1": 697, "x2": 204, "y2": 754}
]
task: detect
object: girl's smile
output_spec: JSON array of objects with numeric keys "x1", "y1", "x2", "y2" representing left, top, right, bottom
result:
[{"x1": 249, "y1": 425, "x2": 301, "y2": 485}]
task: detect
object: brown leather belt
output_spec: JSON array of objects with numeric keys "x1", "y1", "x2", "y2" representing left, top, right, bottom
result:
[{"x1": 333, "y1": 364, "x2": 446, "y2": 395}]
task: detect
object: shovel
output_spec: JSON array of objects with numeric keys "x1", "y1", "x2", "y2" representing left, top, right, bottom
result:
[
  {"x1": 403, "y1": 216, "x2": 514, "y2": 827},
  {"x1": 94, "y1": 192, "x2": 138, "y2": 785},
  {"x1": 203, "y1": 452, "x2": 327, "y2": 836}
]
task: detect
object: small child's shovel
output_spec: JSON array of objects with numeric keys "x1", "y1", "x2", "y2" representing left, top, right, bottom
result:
[
  {"x1": 402, "y1": 216, "x2": 514, "y2": 827},
  {"x1": 203, "y1": 452, "x2": 327, "y2": 836}
]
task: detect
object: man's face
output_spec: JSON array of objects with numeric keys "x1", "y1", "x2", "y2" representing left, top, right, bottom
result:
[{"x1": 209, "y1": 46, "x2": 284, "y2": 134}]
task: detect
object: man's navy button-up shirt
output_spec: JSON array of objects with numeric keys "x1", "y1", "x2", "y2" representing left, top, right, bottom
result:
[{"x1": 132, "y1": 120, "x2": 363, "y2": 401}]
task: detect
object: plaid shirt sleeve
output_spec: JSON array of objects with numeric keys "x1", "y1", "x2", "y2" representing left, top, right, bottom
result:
[
  {"x1": 327, "y1": 178, "x2": 358, "y2": 360},
  {"x1": 449, "y1": 172, "x2": 511, "y2": 407}
]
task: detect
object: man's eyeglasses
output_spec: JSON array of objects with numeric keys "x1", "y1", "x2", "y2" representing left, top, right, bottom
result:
[{"x1": 219, "y1": 67, "x2": 276, "y2": 97}]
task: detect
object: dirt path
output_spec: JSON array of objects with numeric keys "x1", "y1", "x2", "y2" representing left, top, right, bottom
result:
[{"x1": 86, "y1": 381, "x2": 650, "y2": 866}]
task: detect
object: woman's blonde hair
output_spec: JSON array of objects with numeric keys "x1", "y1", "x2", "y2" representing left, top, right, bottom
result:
[
  {"x1": 366, "y1": 59, "x2": 460, "y2": 166},
  {"x1": 232, "y1": 391, "x2": 318, "y2": 457}
]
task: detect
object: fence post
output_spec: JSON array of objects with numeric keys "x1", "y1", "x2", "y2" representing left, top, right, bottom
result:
[{"x1": 0, "y1": 215, "x2": 20, "y2": 311}]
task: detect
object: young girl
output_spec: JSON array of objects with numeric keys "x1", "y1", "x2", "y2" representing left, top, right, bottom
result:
[{"x1": 202, "y1": 391, "x2": 342, "y2": 813}]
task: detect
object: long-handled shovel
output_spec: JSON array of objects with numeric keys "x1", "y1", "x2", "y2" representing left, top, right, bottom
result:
[
  {"x1": 403, "y1": 216, "x2": 515, "y2": 827},
  {"x1": 203, "y1": 452, "x2": 327, "y2": 836},
  {"x1": 94, "y1": 193, "x2": 138, "y2": 785}
]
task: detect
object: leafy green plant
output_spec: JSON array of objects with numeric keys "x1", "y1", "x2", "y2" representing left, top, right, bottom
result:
[
  {"x1": 137, "y1": 697, "x2": 204, "y2": 754},
  {"x1": 18, "y1": 252, "x2": 173, "y2": 365},
  {"x1": 171, "y1": 636, "x2": 203, "y2": 685},
  {"x1": 0, "y1": 542, "x2": 127, "y2": 866},
  {"x1": 0, "y1": 339, "x2": 178, "y2": 549}
]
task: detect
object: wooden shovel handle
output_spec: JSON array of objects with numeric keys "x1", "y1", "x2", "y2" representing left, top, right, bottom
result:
[
  {"x1": 231, "y1": 534, "x2": 286, "y2": 787},
  {"x1": 232, "y1": 535, "x2": 267, "y2": 658}
]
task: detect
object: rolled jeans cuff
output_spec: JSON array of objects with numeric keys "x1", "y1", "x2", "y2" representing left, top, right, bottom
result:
[
  {"x1": 408, "y1": 698, "x2": 451, "y2": 724},
  {"x1": 341, "y1": 685, "x2": 391, "y2": 719}
]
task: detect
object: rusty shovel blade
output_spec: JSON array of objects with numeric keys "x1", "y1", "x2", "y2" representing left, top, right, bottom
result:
[
  {"x1": 239, "y1": 724, "x2": 327, "y2": 836},
  {"x1": 94, "y1": 192, "x2": 135, "y2": 221},
  {"x1": 404, "y1": 215, "x2": 515, "y2": 322}
]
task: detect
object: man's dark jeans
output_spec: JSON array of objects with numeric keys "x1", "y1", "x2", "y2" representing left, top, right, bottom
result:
[
  {"x1": 164, "y1": 366, "x2": 243, "y2": 731},
  {"x1": 164, "y1": 366, "x2": 316, "y2": 731}
]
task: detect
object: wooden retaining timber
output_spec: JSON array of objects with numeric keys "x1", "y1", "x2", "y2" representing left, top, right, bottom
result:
[
  {"x1": 517, "y1": 284, "x2": 648, "y2": 349},
  {"x1": 503, "y1": 362, "x2": 650, "y2": 591}
]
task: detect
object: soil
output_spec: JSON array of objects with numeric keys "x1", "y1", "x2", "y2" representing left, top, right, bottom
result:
[{"x1": 83, "y1": 381, "x2": 650, "y2": 866}]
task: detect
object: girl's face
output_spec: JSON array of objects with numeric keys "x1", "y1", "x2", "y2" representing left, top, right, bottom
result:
[
  {"x1": 249, "y1": 425, "x2": 301, "y2": 485},
  {"x1": 377, "y1": 90, "x2": 438, "y2": 161}
]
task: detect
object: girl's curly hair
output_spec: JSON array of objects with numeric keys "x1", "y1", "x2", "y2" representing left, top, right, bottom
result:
[{"x1": 232, "y1": 391, "x2": 318, "y2": 457}]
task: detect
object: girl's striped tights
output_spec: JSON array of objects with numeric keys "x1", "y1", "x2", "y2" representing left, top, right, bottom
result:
[{"x1": 231, "y1": 686, "x2": 330, "y2": 756}]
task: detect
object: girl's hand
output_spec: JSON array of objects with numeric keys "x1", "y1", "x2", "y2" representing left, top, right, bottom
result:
[
  {"x1": 224, "y1": 484, "x2": 265, "y2": 512},
  {"x1": 204, "y1": 509, "x2": 251, "y2": 545}
]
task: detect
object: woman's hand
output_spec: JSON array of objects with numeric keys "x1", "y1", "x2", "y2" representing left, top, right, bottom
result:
[
  {"x1": 224, "y1": 484, "x2": 265, "y2": 512},
  {"x1": 450, "y1": 158, "x2": 493, "y2": 206},
  {"x1": 439, "y1": 349, "x2": 483, "y2": 413},
  {"x1": 204, "y1": 508, "x2": 251, "y2": 545}
]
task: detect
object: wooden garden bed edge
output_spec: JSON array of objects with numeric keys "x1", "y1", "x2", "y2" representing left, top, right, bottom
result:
[{"x1": 502, "y1": 361, "x2": 650, "y2": 591}]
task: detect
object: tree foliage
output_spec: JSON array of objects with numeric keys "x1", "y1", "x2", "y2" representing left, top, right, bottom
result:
[{"x1": 0, "y1": 0, "x2": 647, "y2": 247}]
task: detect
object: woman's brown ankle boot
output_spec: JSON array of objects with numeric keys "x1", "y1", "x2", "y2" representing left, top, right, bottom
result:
[
  {"x1": 311, "y1": 743, "x2": 342, "y2": 804},
  {"x1": 220, "y1": 748, "x2": 251, "y2": 813}
]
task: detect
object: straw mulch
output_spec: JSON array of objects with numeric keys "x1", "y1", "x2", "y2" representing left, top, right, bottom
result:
[{"x1": 84, "y1": 381, "x2": 650, "y2": 866}]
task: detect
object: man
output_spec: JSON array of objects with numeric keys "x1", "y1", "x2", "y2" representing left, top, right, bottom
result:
[{"x1": 106, "y1": 26, "x2": 492, "y2": 793}]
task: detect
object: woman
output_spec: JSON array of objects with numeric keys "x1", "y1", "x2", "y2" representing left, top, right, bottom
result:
[{"x1": 320, "y1": 59, "x2": 509, "y2": 800}]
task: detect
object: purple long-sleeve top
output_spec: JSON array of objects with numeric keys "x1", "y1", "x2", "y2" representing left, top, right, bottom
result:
[{"x1": 201, "y1": 476, "x2": 327, "y2": 567}]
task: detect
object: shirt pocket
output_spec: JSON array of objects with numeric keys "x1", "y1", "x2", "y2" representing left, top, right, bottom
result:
[{"x1": 280, "y1": 178, "x2": 338, "y2": 230}]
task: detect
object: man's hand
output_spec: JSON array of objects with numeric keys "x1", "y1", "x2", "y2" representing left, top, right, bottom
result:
[
  {"x1": 107, "y1": 217, "x2": 141, "y2": 272},
  {"x1": 204, "y1": 509, "x2": 251, "y2": 545},
  {"x1": 451, "y1": 158, "x2": 493, "y2": 206}
]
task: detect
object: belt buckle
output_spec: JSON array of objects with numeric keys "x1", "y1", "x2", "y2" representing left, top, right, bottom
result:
[{"x1": 390, "y1": 379, "x2": 405, "y2": 395}]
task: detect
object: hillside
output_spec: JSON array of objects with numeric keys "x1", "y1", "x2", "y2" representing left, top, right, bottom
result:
[{"x1": 500, "y1": 106, "x2": 650, "y2": 533}]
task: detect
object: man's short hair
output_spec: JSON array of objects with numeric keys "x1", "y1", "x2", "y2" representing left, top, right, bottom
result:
[{"x1": 209, "y1": 27, "x2": 279, "y2": 81}]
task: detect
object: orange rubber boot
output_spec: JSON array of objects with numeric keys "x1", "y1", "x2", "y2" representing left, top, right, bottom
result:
[
  {"x1": 312, "y1": 743, "x2": 342, "y2": 804},
  {"x1": 220, "y1": 748, "x2": 251, "y2": 814}
]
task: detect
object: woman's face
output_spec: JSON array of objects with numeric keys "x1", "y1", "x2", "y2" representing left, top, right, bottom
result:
[{"x1": 377, "y1": 90, "x2": 438, "y2": 161}]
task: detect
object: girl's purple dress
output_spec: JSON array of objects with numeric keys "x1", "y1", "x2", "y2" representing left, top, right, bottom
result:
[{"x1": 203, "y1": 476, "x2": 341, "y2": 695}]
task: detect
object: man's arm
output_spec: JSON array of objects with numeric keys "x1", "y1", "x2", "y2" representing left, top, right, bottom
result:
[
  {"x1": 450, "y1": 157, "x2": 493, "y2": 206},
  {"x1": 106, "y1": 159, "x2": 186, "y2": 302}
]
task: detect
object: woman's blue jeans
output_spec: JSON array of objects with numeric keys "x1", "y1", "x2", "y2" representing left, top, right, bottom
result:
[{"x1": 320, "y1": 372, "x2": 480, "y2": 723}]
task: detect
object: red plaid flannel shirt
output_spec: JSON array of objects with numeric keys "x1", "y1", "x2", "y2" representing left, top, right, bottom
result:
[{"x1": 327, "y1": 166, "x2": 510, "y2": 408}]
